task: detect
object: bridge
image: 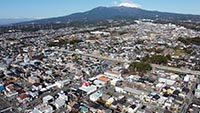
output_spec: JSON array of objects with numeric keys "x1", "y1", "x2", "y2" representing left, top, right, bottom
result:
[{"x1": 60, "y1": 50, "x2": 200, "y2": 75}]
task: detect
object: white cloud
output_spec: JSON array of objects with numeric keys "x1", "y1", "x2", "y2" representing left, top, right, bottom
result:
[
  {"x1": 119, "y1": 2, "x2": 141, "y2": 8},
  {"x1": 113, "y1": 1, "x2": 118, "y2": 5}
]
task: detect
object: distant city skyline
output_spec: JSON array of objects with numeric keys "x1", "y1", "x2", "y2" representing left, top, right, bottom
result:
[{"x1": 0, "y1": 0, "x2": 200, "y2": 19}]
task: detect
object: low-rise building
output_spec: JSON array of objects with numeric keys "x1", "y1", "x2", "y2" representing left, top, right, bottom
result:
[
  {"x1": 32, "y1": 103, "x2": 53, "y2": 113},
  {"x1": 43, "y1": 95, "x2": 54, "y2": 104},
  {"x1": 195, "y1": 84, "x2": 200, "y2": 98},
  {"x1": 79, "y1": 85, "x2": 97, "y2": 95},
  {"x1": 90, "y1": 90, "x2": 103, "y2": 102},
  {"x1": 54, "y1": 98, "x2": 66, "y2": 109},
  {"x1": 28, "y1": 76, "x2": 40, "y2": 84}
]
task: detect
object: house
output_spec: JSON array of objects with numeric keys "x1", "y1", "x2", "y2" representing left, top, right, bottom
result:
[
  {"x1": 158, "y1": 78, "x2": 176, "y2": 86},
  {"x1": 182, "y1": 87, "x2": 190, "y2": 94},
  {"x1": 0, "y1": 64, "x2": 7, "y2": 71},
  {"x1": 4, "y1": 84, "x2": 19, "y2": 98},
  {"x1": 127, "y1": 104, "x2": 139, "y2": 113},
  {"x1": 32, "y1": 103, "x2": 53, "y2": 113},
  {"x1": 156, "y1": 82, "x2": 165, "y2": 91},
  {"x1": 183, "y1": 75, "x2": 190, "y2": 82},
  {"x1": 32, "y1": 83, "x2": 42, "y2": 91},
  {"x1": 43, "y1": 95, "x2": 54, "y2": 104},
  {"x1": 97, "y1": 75, "x2": 110, "y2": 83},
  {"x1": 115, "y1": 86, "x2": 124, "y2": 93},
  {"x1": 129, "y1": 75, "x2": 141, "y2": 81},
  {"x1": 106, "y1": 97, "x2": 115, "y2": 106},
  {"x1": 175, "y1": 96, "x2": 184, "y2": 104},
  {"x1": 79, "y1": 85, "x2": 97, "y2": 95},
  {"x1": 164, "y1": 99, "x2": 173, "y2": 107},
  {"x1": 110, "y1": 79, "x2": 120, "y2": 86},
  {"x1": 71, "y1": 103, "x2": 81, "y2": 112},
  {"x1": 157, "y1": 96, "x2": 168, "y2": 105},
  {"x1": 123, "y1": 87, "x2": 144, "y2": 96},
  {"x1": 101, "y1": 94, "x2": 111, "y2": 102},
  {"x1": 80, "y1": 106, "x2": 88, "y2": 113},
  {"x1": 104, "y1": 71, "x2": 122, "y2": 79},
  {"x1": 170, "y1": 74, "x2": 179, "y2": 80},
  {"x1": 55, "y1": 79, "x2": 71, "y2": 88},
  {"x1": 17, "y1": 93, "x2": 29, "y2": 103},
  {"x1": 104, "y1": 109, "x2": 112, "y2": 113},
  {"x1": 57, "y1": 91, "x2": 68, "y2": 101},
  {"x1": 195, "y1": 84, "x2": 200, "y2": 98},
  {"x1": 90, "y1": 90, "x2": 103, "y2": 102},
  {"x1": 54, "y1": 98, "x2": 66, "y2": 109},
  {"x1": 4, "y1": 90, "x2": 18, "y2": 98},
  {"x1": 110, "y1": 97, "x2": 126, "y2": 112},
  {"x1": 173, "y1": 90, "x2": 180, "y2": 96},
  {"x1": 0, "y1": 84, "x2": 5, "y2": 91},
  {"x1": 28, "y1": 76, "x2": 40, "y2": 84},
  {"x1": 28, "y1": 91, "x2": 39, "y2": 99},
  {"x1": 93, "y1": 80, "x2": 106, "y2": 87},
  {"x1": 111, "y1": 66, "x2": 123, "y2": 73},
  {"x1": 162, "y1": 86, "x2": 174, "y2": 95}
]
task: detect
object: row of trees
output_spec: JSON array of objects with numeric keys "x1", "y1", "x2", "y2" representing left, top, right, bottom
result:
[
  {"x1": 47, "y1": 39, "x2": 82, "y2": 47},
  {"x1": 142, "y1": 55, "x2": 170, "y2": 65},
  {"x1": 129, "y1": 62, "x2": 152, "y2": 73},
  {"x1": 178, "y1": 37, "x2": 200, "y2": 46},
  {"x1": 128, "y1": 55, "x2": 171, "y2": 73}
]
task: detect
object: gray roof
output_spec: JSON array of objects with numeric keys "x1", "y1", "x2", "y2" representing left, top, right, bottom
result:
[{"x1": 123, "y1": 87, "x2": 143, "y2": 95}]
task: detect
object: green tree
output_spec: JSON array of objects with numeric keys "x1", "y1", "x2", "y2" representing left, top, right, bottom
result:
[
  {"x1": 142, "y1": 55, "x2": 168, "y2": 65},
  {"x1": 166, "y1": 54, "x2": 171, "y2": 60},
  {"x1": 129, "y1": 62, "x2": 152, "y2": 73}
]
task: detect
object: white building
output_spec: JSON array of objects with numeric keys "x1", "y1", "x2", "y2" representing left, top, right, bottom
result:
[
  {"x1": 54, "y1": 98, "x2": 66, "y2": 109},
  {"x1": 93, "y1": 80, "x2": 106, "y2": 88},
  {"x1": 183, "y1": 75, "x2": 191, "y2": 82},
  {"x1": 104, "y1": 71, "x2": 122, "y2": 79},
  {"x1": 158, "y1": 78, "x2": 176, "y2": 86},
  {"x1": 79, "y1": 85, "x2": 97, "y2": 95},
  {"x1": 32, "y1": 103, "x2": 53, "y2": 113},
  {"x1": 90, "y1": 90, "x2": 102, "y2": 102},
  {"x1": 43, "y1": 95, "x2": 54, "y2": 104},
  {"x1": 55, "y1": 79, "x2": 71, "y2": 88},
  {"x1": 195, "y1": 84, "x2": 200, "y2": 98}
]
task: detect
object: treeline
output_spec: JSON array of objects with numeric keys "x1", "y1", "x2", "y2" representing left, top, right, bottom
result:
[
  {"x1": 178, "y1": 37, "x2": 200, "y2": 46},
  {"x1": 0, "y1": 20, "x2": 136, "y2": 35},
  {"x1": 142, "y1": 55, "x2": 171, "y2": 65},
  {"x1": 128, "y1": 55, "x2": 171, "y2": 73},
  {"x1": 47, "y1": 39, "x2": 83, "y2": 47},
  {"x1": 129, "y1": 62, "x2": 152, "y2": 73}
]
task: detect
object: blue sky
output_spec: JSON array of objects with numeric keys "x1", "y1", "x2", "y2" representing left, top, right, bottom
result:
[{"x1": 0, "y1": 0, "x2": 200, "y2": 18}]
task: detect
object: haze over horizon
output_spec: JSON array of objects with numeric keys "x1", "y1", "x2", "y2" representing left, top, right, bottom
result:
[{"x1": 0, "y1": 0, "x2": 200, "y2": 19}]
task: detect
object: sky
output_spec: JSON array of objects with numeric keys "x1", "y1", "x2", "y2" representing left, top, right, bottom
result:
[{"x1": 0, "y1": 0, "x2": 200, "y2": 19}]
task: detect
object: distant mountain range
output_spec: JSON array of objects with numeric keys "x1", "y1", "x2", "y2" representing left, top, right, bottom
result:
[
  {"x1": 24, "y1": 6, "x2": 200, "y2": 24},
  {"x1": 0, "y1": 18, "x2": 34, "y2": 25},
  {"x1": 1, "y1": 6, "x2": 200, "y2": 34}
]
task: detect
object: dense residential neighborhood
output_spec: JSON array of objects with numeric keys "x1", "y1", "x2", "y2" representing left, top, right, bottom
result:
[{"x1": 0, "y1": 20, "x2": 200, "y2": 113}]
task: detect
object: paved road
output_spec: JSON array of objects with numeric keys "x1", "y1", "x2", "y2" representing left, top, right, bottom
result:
[
  {"x1": 0, "y1": 94, "x2": 19, "y2": 113},
  {"x1": 152, "y1": 64, "x2": 200, "y2": 75},
  {"x1": 68, "y1": 51, "x2": 132, "y2": 63},
  {"x1": 179, "y1": 79, "x2": 197, "y2": 113},
  {"x1": 61, "y1": 50, "x2": 200, "y2": 75}
]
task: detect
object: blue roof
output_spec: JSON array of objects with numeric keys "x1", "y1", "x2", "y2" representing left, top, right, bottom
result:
[
  {"x1": 81, "y1": 106, "x2": 88, "y2": 111},
  {"x1": 0, "y1": 85, "x2": 5, "y2": 91}
]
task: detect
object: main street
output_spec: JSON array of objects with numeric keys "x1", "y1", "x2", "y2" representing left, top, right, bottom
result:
[{"x1": 62, "y1": 50, "x2": 200, "y2": 75}]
